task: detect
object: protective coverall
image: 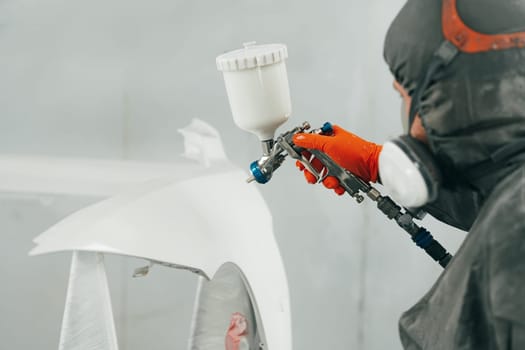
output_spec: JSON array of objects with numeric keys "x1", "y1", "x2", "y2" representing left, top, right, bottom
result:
[
  {"x1": 385, "y1": 0, "x2": 525, "y2": 348},
  {"x1": 294, "y1": 0, "x2": 525, "y2": 348}
]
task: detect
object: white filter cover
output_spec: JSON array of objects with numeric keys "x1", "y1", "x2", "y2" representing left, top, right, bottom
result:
[
  {"x1": 378, "y1": 141, "x2": 430, "y2": 208},
  {"x1": 216, "y1": 43, "x2": 288, "y2": 71}
]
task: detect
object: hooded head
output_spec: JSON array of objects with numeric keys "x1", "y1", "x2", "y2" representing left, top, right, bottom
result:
[{"x1": 384, "y1": 0, "x2": 525, "y2": 196}]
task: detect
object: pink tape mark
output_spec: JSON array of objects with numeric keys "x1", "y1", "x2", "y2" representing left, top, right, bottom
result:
[{"x1": 225, "y1": 312, "x2": 248, "y2": 350}]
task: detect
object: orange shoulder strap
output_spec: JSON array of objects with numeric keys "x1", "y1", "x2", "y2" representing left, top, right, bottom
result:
[{"x1": 442, "y1": 0, "x2": 525, "y2": 53}]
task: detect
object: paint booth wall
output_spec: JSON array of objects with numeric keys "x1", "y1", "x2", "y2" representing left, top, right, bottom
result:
[{"x1": 0, "y1": 1, "x2": 466, "y2": 349}]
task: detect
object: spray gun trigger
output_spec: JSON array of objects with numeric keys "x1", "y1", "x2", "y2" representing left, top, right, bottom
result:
[
  {"x1": 300, "y1": 153, "x2": 327, "y2": 184},
  {"x1": 318, "y1": 167, "x2": 329, "y2": 182},
  {"x1": 307, "y1": 153, "x2": 330, "y2": 183}
]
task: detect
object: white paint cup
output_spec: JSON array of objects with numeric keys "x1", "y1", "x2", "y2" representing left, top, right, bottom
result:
[{"x1": 217, "y1": 43, "x2": 292, "y2": 141}]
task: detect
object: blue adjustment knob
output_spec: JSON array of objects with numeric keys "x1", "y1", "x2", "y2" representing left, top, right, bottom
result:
[
  {"x1": 321, "y1": 122, "x2": 333, "y2": 134},
  {"x1": 250, "y1": 161, "x2": 269, "y2": 184}
]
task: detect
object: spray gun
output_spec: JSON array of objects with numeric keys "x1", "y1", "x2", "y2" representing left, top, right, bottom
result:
[
  {"x1": 217, "y1": 43, "x2": 452, "y2": 268},
  {"x1": 247, "y1": 121, "x2": 365, "y2": 199},
  {"x1": 246, "y1": 120, "x2": 452, "y2": 268},
  {"x1": 247, "y1": 121, "x2": 361, "y2": 201}
]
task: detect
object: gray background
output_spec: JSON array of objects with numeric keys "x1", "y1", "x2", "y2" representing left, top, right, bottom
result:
[{"x1": 0, "y1": 0, "x2": 466, "y2": 349}]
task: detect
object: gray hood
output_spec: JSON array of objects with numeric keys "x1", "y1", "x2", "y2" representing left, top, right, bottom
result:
[{"x1": 383, "y1": 0, "x2": 525, "y2": 198}]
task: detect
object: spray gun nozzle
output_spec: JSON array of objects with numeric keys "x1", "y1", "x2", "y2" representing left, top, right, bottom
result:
[{"x1": 249, "y1": 160, "x2": 272, "y2": 184}]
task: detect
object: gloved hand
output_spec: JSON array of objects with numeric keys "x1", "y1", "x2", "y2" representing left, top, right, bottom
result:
[
  {"x1": 295, "y1": 152, "x2": 346, "y2": 195},
  {"x1": 292, "y1": 125, "x2": 382, "y2": 193}
]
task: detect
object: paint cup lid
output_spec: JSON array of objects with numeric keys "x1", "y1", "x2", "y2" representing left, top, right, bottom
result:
[{"x1": 216, "y1": 42, "x2": 288, "y2": 72}]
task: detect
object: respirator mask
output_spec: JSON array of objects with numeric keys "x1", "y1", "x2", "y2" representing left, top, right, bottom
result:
[{"x1": 379, "y1": 133, "x2": 442, "y2": 209}]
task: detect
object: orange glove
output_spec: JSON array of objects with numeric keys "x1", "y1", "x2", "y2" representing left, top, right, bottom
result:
[{"x1": 292, "y1": 124, "x2": 382, "y2": 188}]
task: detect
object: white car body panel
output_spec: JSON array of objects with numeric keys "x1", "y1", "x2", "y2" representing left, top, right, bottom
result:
[{"x1": 24, "y1": 120, "x2": 291, "y2": 349}]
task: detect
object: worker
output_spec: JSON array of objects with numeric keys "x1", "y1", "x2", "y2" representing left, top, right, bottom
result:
[{"x1": 293, "y1": 0, "x2": 525, "y2": 348}]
